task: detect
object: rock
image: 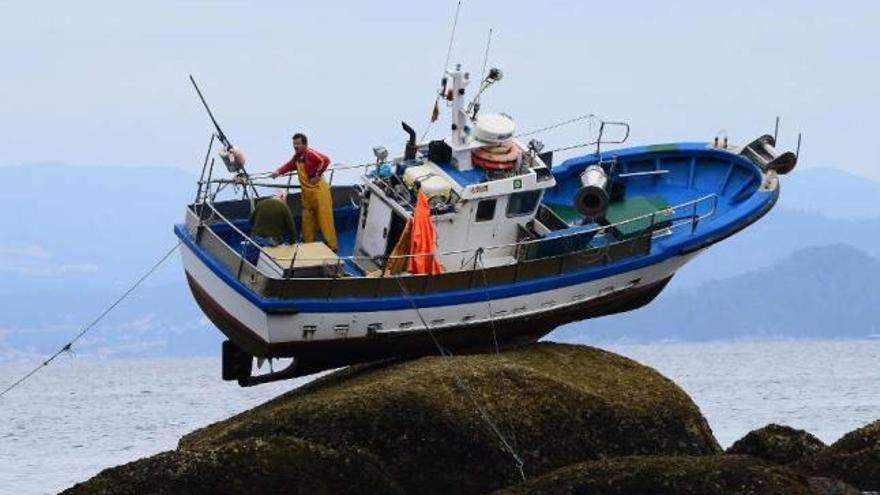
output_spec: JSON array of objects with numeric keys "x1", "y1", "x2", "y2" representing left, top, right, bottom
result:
[
  {"x1": 727, "y1": 423, "x2": 827, "y2": 464},
  {"x1": 62, "y1": 437, "x2": 403, "y2": 495},
  {"x1": 489, "y1": 455, "x2": 860, "y2": 495},
  {"x1": 798, "y1": 419, "x2": 880, "y2": 491},
  {"x1": 65, "y1": 343, "x2": 720, "y2": 495},
  {"x1": 804, "y1": 476, "x2": 864, "y2": 495}
]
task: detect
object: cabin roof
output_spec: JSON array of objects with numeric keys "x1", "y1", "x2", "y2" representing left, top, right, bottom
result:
[{"x1": 436, "y1": 161, "x2": 486, "y2": 186}]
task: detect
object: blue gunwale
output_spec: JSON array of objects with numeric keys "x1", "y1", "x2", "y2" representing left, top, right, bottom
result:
[{"x1": 175, "y1": 142, "x2": 777, "y2": 314}]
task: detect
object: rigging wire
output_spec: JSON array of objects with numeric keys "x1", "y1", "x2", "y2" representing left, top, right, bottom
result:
[
  {"x1": 0, "y1": 242, "x2": 181, "y2": 399},
  {"x1": 516, "y1": 113, "x2": 635, "y2": 156},
  {"x1": 515, "y1": 113, "x2": 599, "y2": 139},
  {"x1": 421, "y1": 1, "x2": 463, "y2": 142},
  {"x1": 392, "y1": 271, "x2": 526, "y2": 481}
]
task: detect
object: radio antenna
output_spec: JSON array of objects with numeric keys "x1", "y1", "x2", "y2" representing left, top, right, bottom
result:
[
  {"x1": 443, "y1": 1, "x2": 462, "y2": 72},
  {"x1": 480, "y1": 28, "x2": 494, "y2": 83},
  {"x1": 422, "y1": 1, "x2": 463, "y2": 141}
]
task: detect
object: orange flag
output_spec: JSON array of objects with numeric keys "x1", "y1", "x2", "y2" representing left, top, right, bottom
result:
[{"x1": 408, "y1": 192, "x2": 444, "y2": 275}]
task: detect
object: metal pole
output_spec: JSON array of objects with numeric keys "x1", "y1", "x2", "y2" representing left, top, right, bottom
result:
[
  {"x1": 195, "y1": 134, "x2": 216, "y2": 204},
  {"x1": 205, "y1": 157, "x2": 216, "y2": 204},
  {"x1": 773, "y1": 116, "x2": 780, "y2": 144},
  {"x1": 287, "y1": 244, "x2": 299, "y2": 278},
  {"x1": 375, "y1": 256, "x2": 385, "y2": 298},
  {"x1": 199, "y1": 157, "x2": 217, "y2": 222},
  {"x1": 327, "y1": 257, "x2": 343, "y2": 299}
]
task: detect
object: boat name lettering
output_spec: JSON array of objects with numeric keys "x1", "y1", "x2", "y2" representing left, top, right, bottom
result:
[{"x1": 470, "y1": 184, "x2": 489, "y2": 194}]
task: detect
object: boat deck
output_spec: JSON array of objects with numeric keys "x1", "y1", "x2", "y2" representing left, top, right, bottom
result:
[{"x1": 175, "y1": 141, "x2": 778, "y2": 312}]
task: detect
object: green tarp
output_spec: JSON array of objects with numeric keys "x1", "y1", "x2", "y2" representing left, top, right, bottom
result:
[{"x1": 604, "y1": 195, "x2": 672, "y2": 239}]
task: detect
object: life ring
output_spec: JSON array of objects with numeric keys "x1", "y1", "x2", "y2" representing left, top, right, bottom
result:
[
  {"x1": 472, "y1": 154, "x2": 515, "y2": 170},
  {"x1": 472, "y1": 141, "x2": 520, "y2": 171}
]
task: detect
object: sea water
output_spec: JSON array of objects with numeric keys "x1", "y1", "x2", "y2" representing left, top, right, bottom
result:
[{"x1": 1, "y1": 339, "x2": 878, "y2": 494}]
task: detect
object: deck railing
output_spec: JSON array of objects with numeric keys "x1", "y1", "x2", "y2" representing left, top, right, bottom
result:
[
  {"x1": 189, "y1": 130, "x2": 717, "y2": 285},
  {"x1": 193, "y1": 116, "x2": 631, "y2": 206},
  {"x1": 192, "y1": 191, "x2": 718, "y2": 283}
]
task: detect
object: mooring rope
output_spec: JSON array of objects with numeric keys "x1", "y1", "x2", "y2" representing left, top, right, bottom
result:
[
  {"x1": 474, "y1": 248, "x2": 501, "y2": 354},
  {"x1": 392, "y1": 272, "x2": 526, "y2": 481},
  {"x1": 0, "y1": 242, "x2": 181, "y2": 399},
  {"x1": 474, "y1": 247, "x2": 523, "y2": 461}
]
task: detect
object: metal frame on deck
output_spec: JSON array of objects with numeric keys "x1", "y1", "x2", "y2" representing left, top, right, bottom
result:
[{"x1": 185, "y1": 130, "x2": 718, "y2": 300}]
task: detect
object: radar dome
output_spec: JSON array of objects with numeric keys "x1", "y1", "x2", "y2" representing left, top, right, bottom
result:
[{"x1": 473, "y1": 113, "x2": 516, "y2": 144}]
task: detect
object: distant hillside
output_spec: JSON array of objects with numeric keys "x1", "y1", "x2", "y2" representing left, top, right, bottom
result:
[
  {"x1": 672, "y1": 207, "x2": 880, "y2": 288},
  {"x1": 0, "y1": 283, "x2": 217, "y2": 361},
  {"x1": 552, "y1": 244, "x2": 880, "y2": 343},
  {"x1": 660, "y1": 166, "x2": 880, "y2": 288},
  {"x1": 0, "y1": 164, "x2": 196, "y2": 293},
  {"x1": 781, "y1": 167, "x2": 880, "y2": 221}
]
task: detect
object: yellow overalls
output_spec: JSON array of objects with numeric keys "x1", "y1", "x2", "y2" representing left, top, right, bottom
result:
[{"x1": 296, "y1": 160, "x2": 338, "y2": 252}]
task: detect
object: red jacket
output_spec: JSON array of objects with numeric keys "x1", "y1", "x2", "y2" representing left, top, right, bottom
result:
[{"x1": 275, "y1": 147, "x2": 331, "y2": 179}]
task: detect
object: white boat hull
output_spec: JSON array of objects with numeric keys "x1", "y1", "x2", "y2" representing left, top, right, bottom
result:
[{"x1": 180, "y1": 242, "x2": 700, "y2": 360}]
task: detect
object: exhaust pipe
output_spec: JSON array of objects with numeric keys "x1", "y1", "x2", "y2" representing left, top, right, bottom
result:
[{"x1": 401, "y1": 121, "x2": 417, "y2": 160}]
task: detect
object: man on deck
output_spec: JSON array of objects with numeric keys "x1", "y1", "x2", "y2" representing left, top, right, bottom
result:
[{"x1": 271, "y1": 133, "x2": 338, "y2": 252}]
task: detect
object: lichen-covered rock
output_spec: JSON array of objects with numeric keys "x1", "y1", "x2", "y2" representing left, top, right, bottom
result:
[
  {"x1": 65, "y1": 343, "x2": 720, "y2": 495},
  {"x1": 727, "y1": 423, "x2": 827, "y2": 464},
  {"x1": 489, "y1": 455, "x2": 860, "y2": 495},
  {"x1": 179, "y1": 343, "x2": 720, "y2": 494},
  {"x1": 804, "y1": 476, "x2": 864, "y2": 495},
  {"x1": 61, "y1": 436, "x2": 403, "y2": 495},
  {"x1": 797, "y1": 419, "x2": 880, "y2": 491}
]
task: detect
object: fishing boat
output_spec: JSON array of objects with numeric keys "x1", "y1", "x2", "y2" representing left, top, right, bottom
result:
[{"x1": 176, "y1": 64, "x2": 799, "y2": 385}]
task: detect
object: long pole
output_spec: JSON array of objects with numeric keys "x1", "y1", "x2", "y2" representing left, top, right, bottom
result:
[
  {"x1": 189, "y1": 75, "x2": 260, "y2": 200},
  {"x1": 189, "y1": 75, "x2": 231, "y2": 149}
]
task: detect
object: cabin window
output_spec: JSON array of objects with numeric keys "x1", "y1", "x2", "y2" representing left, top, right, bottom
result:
[
  {"x1": 506, "y1": 190, "x2": 541, "y2": 217},
  {"x1": 475, "y1": 199, "x2": 497, "y2": 222}
]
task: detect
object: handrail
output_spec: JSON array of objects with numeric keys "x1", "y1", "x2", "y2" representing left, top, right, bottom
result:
[
  {"x1": 543, "y1": 119, "x2": 632, "y2": 156},
  {"x1": 199, "y1": 201, "x2": 288, "y2": 278},
  {"x1": 287, "y1": 193, "x2": 717, "y2": 263},
  {"x1": 203, "y1": 160, "x2": 417, "y2": 212},
  {"x1": 595, "y1": 120, "x2": 630, "y2": 156},
  {"x1": 192, "y1": 191, "x2": 718, "y2": 279}
]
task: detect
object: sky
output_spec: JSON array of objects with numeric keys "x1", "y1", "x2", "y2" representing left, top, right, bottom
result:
[{"x1": 2, "y1": 1, "x2": 878, "y2": 179}]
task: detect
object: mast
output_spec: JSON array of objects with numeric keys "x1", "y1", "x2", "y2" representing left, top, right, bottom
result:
[{"x1": 446, "y1": 64, "x2": 471, "y2": 146}]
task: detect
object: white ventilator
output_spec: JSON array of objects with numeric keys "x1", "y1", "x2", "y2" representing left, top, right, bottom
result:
[{"x1": 473, "y1": 114, "x2": 517, "y2": 144}]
